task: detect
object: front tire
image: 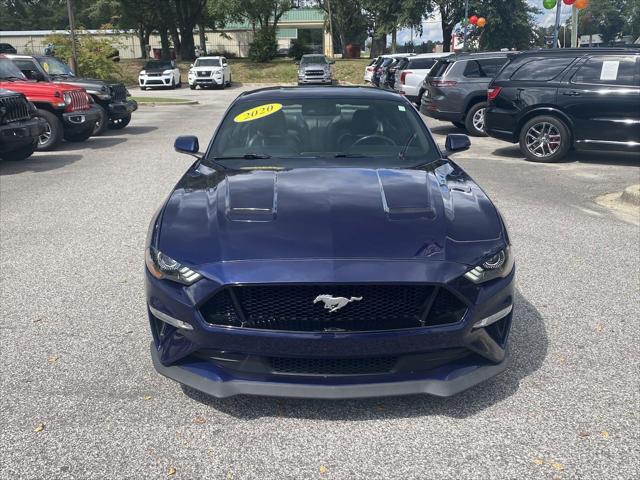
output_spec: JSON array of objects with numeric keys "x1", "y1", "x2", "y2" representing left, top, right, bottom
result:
[
  {"x1": 109, "y1": 114, "x2": 131, "y2": 130},
  {"x1": 92, "y1": 104, "x2": 108, "y2": 136},
  {"x1": 519, "y1": 115, "x2": 571, "y2": 163},
  {"x1": 452, "y1": 121, "x2": 465, "y2": 129},
  {"x1": 464, "y1": 102, "x2": 488, "y2": 137},
  {"x1": 189, "y1": 84, "x2": 196, "y2": 90},
  {"x1": 1, "y1": 142, "x2": 37, "y2": 161},
  {"x1": 35, "y1": 109, "x2": 63, "y2": 151}
]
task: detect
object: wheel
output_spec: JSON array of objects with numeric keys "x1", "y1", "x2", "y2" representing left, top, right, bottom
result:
[
  {"x1": 64, "y1": 128, "x2": 93, "y2": 142},
  {"x1": 415, "y1": 89, "x2": 425, "y2": 107},
  {"x1": 140, "y1": 86, "x2": 147, "y2": 91},
  {"x1": 109, "y1": 114, "x2": 131, "y2": 130},
  {"x1": 92, "y1": 104, "x2": 108, "y2": 136},
  {"x1": 452, "y1": 121, "x2": 465, "y2": 129},
  {"x1": 220, "y1": 80, "x2": 226, "y2": 90},
  {"x1": 34, "y1": 109, "x2": 63, "y2": 151},
  {"x1": 464, "y1": 102, "x2": 488, "y2": 137},
  {"x1": 189, "y1": 84, "x2": 196, "y2": 90},
  {"x1": 1, "y1": 142, "x2": 37, "y2": 161},
  {"x1": 176, "y1": 76, "x2": 182, "y2": 88},
  {"x1": 519, "y1": 115, "x2": 571, "y2": 163},
  {"x1": 171, "y1": 78, "x2": 176, "y2": 89},
  {"x1": 227, "y1": 74, "x2": 232, "y2": 87}
]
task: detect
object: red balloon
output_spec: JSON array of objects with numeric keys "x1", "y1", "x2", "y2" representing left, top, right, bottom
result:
[
  {"x1": 563, "y1": 0, "x2": 575, "y2": 4},
  {"x1": 469, "y1": 15, "x2": 478, "y2": 25}
]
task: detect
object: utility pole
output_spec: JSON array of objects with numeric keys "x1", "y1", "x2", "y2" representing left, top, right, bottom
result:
[
  {"x1": 66, "y1": 0, "x2": 79, "y2": 74},
  {"x1": 551, "y1": 0, "x2": 562, "y2": 48},
  {"x1": 571, "y1": 5, "x2": 578, "y2": 48},
  {"x1": 327, "y1": 0, "x2": 334, "y2": 58},
  {"x1": 462, "y1": 0, "x2": 469, "y2": 52}
]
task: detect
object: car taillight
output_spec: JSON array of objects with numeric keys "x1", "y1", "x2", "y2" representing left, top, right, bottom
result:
[
  {"x1": 488, "y1": 86, "x2": 502, "y2": 101},
  {"x1": 399, "y1": 70, "x2": 412, "y2": 84},
  {"x1": 432, "y1": 80, "x2": 457, "y2": 87}
]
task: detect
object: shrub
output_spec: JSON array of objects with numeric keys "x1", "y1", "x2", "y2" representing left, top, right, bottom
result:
[
  {"x1": 248, "y1": 28, "x2": 277, "y2": 63},
  {"x1": 288, "y1": 39, "x2": 312, "y2": 61},
  {"x1": 207, "y1": 49, "x2": 237, "y2": 59},
  {"x1": 45, "y1": 33, "x2": 123, "y2": 80}
]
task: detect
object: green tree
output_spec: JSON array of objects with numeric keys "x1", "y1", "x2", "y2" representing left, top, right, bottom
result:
[
  {"x1": 317, "y1": 0, "x2": 369, "y2": 55},
  {"x1": 477, "y1": 0, "x2": 539, "y2": 51},
  {"x1": 45, "y1": 32, "x2": 123, "y2": 79},
  {"x1": 585, "y1": 0, "x2": 625, "y2": 45}
]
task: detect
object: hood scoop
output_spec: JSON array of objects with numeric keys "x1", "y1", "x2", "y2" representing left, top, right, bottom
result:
[
  {"x1": 377, "y1": 169, "x2": 435, "y2": 220},
  {"x1": 225, "y1": 171, "x2": 277, "y2": 222}
]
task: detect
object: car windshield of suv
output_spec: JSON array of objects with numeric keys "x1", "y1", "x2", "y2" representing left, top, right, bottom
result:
[
  {"x1": 301, "y1": 55, "x2": 327, "y2": 65},
  {"x1": 195, "y1": 58, "x2": 222, "y2": 67},
  {"x1": 38, "y1": 57, "x2": 74, "y2": 76},
  {"x1": 0, "y1": 58, "x2": 26, "y2": 80},
  {"x1": 143, "y1": 60, "x2": 172, "y2": 70},
  {"x1": 208, "y1": 96, "x2": 439, "y2": 168}
]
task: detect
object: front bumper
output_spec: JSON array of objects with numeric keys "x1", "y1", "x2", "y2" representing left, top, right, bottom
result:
[
  {"x1": 61, "y1": 104, "x2": 100, "y2": 133},
  {"x1": 298, "y1": 74, "x2": 332, "y2": 85},
  {"x1": 108, "y1": 99, "x2": 138, "y2": 119},
  {"x1": 188, "y1": 74, "x2": 224, "y2": 86},
  {"x1": 146, "y1": 259, "x2": 515, "y2": 399},
  {"x1": 139, "y1": 75, "x2": 174, "y2": 87},
  {"x1": 0, "y1": 117, "x2": 45, "y2": 151}
]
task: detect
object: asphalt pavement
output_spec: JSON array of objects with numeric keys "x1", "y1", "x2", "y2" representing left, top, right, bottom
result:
[{"x1": 1, "y1": 84, "x2": 639, "y2": 479}]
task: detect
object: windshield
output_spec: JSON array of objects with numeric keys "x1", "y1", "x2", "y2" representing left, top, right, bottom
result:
[
  {"x1": 301, "y1": 55, "x2": 327, "y2": 65},
  {"x1": 38, "y1": 57, "x2": 74, "y2": 76},
  {"x1": 208, "y1": 97, "x2": 439, "y2": 168},
  {"x1": 143, "y1": 60, "x2": 172, "y2": 70},
  {"x1": 195, "y1": 58, "x2": 222, "y2": 67},
  {"x1": 0, "y1": 58, "x2": 26, "y2": 80}
]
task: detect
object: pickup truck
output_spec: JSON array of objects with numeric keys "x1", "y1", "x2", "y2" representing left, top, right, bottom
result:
[
  {"x1": 0, "y1": 55, "x2": 99, "y2": 151},
  {"x1": 7, "y1": 54, "x2": 137, "y2": 135},
  {"x1": 0, "y1": 88, "x2": 45, "y2": 161}
]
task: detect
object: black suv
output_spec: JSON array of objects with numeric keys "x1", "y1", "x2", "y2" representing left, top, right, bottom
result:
[
  {"x1": 0, "y1": 88, "x2": 45, "y2": 161},
  {"x1": 485, "y1": 48, "x2": 640, "y2": 162},
  {"x1": 420, "y1": 52, "x2": 511, "y2": 136}
]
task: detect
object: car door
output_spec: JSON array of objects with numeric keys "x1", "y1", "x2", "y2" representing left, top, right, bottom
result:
[
  {"x1": 559, "y1": 54, "x2": 639, "y2": 148},
  {"x1": 12, "y1": 57, "x2": 46, "y2": 81}
]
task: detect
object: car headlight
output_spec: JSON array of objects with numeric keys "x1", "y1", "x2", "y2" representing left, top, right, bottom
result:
[
  {"x1": 63, "y1": 92, "x2": 72, "y2": 105},
  {"x1": 139, "y1": 70, "x2": 146, "y2": 75},
  {"x1": 464, "y1": 247, "x2": 514, "y2": 284},
  {"x1": 145, "y1": 247, "x2": 202, "y2": 285},
  {"x1": 162, "y1": 70, "x2": 172, "y2": 75}
]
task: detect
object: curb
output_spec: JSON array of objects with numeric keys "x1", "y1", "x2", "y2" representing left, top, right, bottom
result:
[
  {"x1": 136, "y1": 100, "x2": 199, "y2": 106},
  {"x1": 619, "y1": 184, "x2": 640, "y2": 207}
]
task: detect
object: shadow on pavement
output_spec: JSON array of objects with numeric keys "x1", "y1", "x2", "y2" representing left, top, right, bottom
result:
[
  {"x1": 0, "y1": 153, "x2": 83, "y2": 175},
  {"x1": 56, "y1": 137, "x2": 127, "y2": 152},
  {"x1": 183, "y1": 290, "x2": 547, "y2": 420},
  {"x1": 101, "y1": 125, "x2": 158, "y2": 136},
  {"x1": 428, "y1": 124, "x2": 466, "y2": 136}
]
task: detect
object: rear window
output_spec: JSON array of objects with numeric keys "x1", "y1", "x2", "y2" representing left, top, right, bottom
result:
[
  {"x1": 428, "y1": 60, "x2": 450, "y2": 78},
  {"x1": 571, "y1": 55, "x2": 637, "y2": 86},
  {"x1": 463, "y1": 58, "x2": 507, "y2": 78},
  {"x1": 511, "y1": 57, "x2": 575, "y2": 81},
  {"x1": 409, "y1": 58, "x2": 437, "y2": 70}
]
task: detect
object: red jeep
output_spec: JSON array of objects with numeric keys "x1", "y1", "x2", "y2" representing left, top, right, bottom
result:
[{"x1": 0, "y1": 55, "x2": 100, "y2": 151}]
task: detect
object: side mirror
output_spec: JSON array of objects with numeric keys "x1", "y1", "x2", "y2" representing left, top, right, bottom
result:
[
  {"x1": 174, "y1": 135, "x2": 200, "y2": 156},
  {"x1": 444, "y1": 133, "x2": 470, "y2": 156},
  {"x1": 189, "y1": 63, "x2": 194, "y2": 68}
]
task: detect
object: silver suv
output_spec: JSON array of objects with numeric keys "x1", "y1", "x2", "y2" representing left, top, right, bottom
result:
[{"x1": 297, "y1": 54, "x2": 333, "y2": 85}]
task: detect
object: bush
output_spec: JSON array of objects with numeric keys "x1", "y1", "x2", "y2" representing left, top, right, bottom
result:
[
  {"x1": 288, "y1": 39, "x2": 312, "y2": 61},
  {"x1": 248, "y1": 28, "x2": 277, "y2": 63},
  {"x1": 45, "y1": 33, "x2": 123, "y2": 80},
  {"x1": 207, "y1": 49, "x2": 237, "y2": 59}
]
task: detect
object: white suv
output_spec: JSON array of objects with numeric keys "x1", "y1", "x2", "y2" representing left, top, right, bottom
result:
[
  {"x1": 138, "y1": 60, "x2": 181, "y2": 90},
  {"x1": 394, "y1": 53, "x2": 448, "y2": 104},
  {"x1": 188, "y1": 56, "x2": 232, "y2": 90}
]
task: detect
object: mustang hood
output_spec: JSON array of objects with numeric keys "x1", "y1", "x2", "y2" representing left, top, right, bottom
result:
[{"x1": 157, "y1": 165, "x2": 505, "y2": 268}]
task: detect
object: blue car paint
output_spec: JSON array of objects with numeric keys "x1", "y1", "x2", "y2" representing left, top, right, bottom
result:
[{"x1": 146, "y1": 87, "x2": 516, "y2": 398}]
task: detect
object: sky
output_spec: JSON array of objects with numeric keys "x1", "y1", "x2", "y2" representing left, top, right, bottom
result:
[{"x1": 396, "y1": 1, "x2": 576, "y2": 44}]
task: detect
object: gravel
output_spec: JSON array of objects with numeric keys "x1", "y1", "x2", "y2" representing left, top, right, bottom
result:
[{"x1": 1, "y1": 85, "x2": 638, "y2": 479}]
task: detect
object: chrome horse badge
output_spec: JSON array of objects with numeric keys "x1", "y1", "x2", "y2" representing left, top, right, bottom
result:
[{"x1": 313, "y1": 295, "x2": 363, "y2": 313}]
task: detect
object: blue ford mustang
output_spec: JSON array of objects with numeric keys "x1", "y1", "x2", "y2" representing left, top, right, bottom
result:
[{"x1": 145, "y1": 87, "x2": 515, "y2": 398}]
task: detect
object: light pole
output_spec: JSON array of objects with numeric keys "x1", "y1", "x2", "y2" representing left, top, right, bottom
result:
[
  {"x1": 551, "y1": 0, "x2": 562, "y2": 48},
  {"x1": 66, "y1": 0, "x2": 79, "y2": 74}
]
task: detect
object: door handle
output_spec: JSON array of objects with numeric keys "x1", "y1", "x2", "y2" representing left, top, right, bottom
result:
[{"x1": 562, "y1": 91, "x2": 581, "y2": 96}]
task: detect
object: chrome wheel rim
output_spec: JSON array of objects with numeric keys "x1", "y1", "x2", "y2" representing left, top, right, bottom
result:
[
  {"x1": 39, "y1": 121, "x2": 51, "y2": 145},
  {"x1": 472, "y1": 108, "x2": 485, "y2": 131},
  {"x1": 525, "y1": 122, "x2": 561, "y2": 158}
]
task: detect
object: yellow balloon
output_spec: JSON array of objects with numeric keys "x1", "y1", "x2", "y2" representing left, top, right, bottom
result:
[
  {"x1": 574, "y1": 0, "x2": 589, "y2": 9},
  {"x1": 477, "y1": 17, "x2": 487, "y2": 27}
]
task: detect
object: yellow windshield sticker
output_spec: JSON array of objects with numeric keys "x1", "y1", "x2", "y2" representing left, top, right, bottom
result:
[
  {"x1": 42, "y1": 61, "x2": 50, "y2": 73},
  {"x1": 234, "y1": 103, "x2": 282, "y2": 123}
]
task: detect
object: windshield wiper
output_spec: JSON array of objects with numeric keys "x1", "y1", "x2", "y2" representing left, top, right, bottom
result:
[
  {"x1": 213, "y1": 153, "x2": 272, "y2": 160},
  {"x1": 398, "y1": 133, "x2": 416, "y2": 160},
  {"x1": 334, "y1": 153, "x2": 365, "y2": 158},
  {"x1": 1, "y1": 76, "x2": 23, "y2": 81}
]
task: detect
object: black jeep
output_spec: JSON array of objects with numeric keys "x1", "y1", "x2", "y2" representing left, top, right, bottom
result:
[
  {"x1": 0, "y1": 88, "x2": 46, "y2": 161},
  {"x1": 8, "y1": 55, "x2": 137, "y2": 135}
]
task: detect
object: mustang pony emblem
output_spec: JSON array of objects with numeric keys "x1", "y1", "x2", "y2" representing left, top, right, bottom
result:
[{"x1": 313, "y1": 295, "x2": 363, "y2": 313}]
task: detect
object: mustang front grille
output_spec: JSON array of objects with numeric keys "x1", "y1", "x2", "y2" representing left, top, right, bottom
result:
[{"x1": 200, "y1": 284, "x2": 468, "y2": 332}]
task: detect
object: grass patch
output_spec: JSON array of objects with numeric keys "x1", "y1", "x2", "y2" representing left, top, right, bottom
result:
[
  {"x1": 131, "y1": 96, "x2": 195, "y2": 105},
  {"x1": 120, "y1": 57, "x2": 370, "y2": 86}
]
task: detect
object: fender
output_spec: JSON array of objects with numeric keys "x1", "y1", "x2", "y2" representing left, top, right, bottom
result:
[{"x1": 516, "y1": 106, "x2": 575, "y2": 137}]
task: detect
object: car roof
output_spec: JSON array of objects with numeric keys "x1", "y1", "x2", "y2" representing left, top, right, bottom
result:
[
  {"x1": 411, "y1": 53, "x2": 450, "y2": 58},
  {"x1": 510, "y1": 47, "x2": 639, "y2": 58},
  {"x1": 196, "y1": 56, "x2": 223, "y2": 60},
  {"x1": 439, "y1": 51, "x2": 513, "y2": 62},
  {"x1": 238, "y1": 86, "x2": 405, "y2": 102}
]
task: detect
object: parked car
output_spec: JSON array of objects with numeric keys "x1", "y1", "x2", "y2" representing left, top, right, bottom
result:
[
  {"x1": 0, "y1": 43, "x2": 17, "y2": 54},
  {"x1": 0, "y1": 55, "x2": 99, "y2": 151},
  {"x1": 380, "y1": 56, "x2": 409, "y2": 90},
  {"x1": 394, "y1": 53, "x2": 450, "y2": 105},
  {"x1": 7, "y1": 54, "x2": 137, "y2": 135},
  {"x1": 297, "y1": 54, "x2": 333, "y2": 85},
  {"x1": 138, "y1": 59, "x2": 181, "y2": 90},
  {"x1": 187, "y1": 56, "x2": 232, "y2": 90},
  {"x1": 363, "y1": 57, "x2": 379, "y2": 83},
  {"x1": 485, "y1": 48, "x2": 640, "y2": 162},
  {"x1": 420, "y1": 52, "x2": 511, "y2": 136},
  {"x1": 370, "y1": 56, "x2": 393, "y2": 87},
  {"x1": 0, "y1": 88, "x2": 45, "y2": 161},
  {"x1": 145, "y1": 86, "x2": 515, "y2": 399}
]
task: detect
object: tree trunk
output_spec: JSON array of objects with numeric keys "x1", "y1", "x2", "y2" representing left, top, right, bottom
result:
[
  {"x1": 441, "y1": 22, "x2": 453, "y2": 52},
  {"x1": 179, "y1": 21, "x2": 197, "y2": 60},
  {"x1": 391, "y1": 28, "x2": 397, "y2": 53},
  {"x1": 371, "y1": 36, "x2": 386, "y2": 57},
  {"x1": 169, "y1": 25, "x2": 181, "y2": 59},
  {"x1": 159, "y1": 28, "x2": 171, "y2": 60},
  {"x1": 198, "y1": 24, "x2": 206, "y2": 52}
]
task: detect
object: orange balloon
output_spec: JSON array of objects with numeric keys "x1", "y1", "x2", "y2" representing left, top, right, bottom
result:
[
  {"x1": 574, "y1": 0, "x2": 589, "y2": 8},
  {"x1": 477, "y1": 17, "x2": 487, "y2": 27}
]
